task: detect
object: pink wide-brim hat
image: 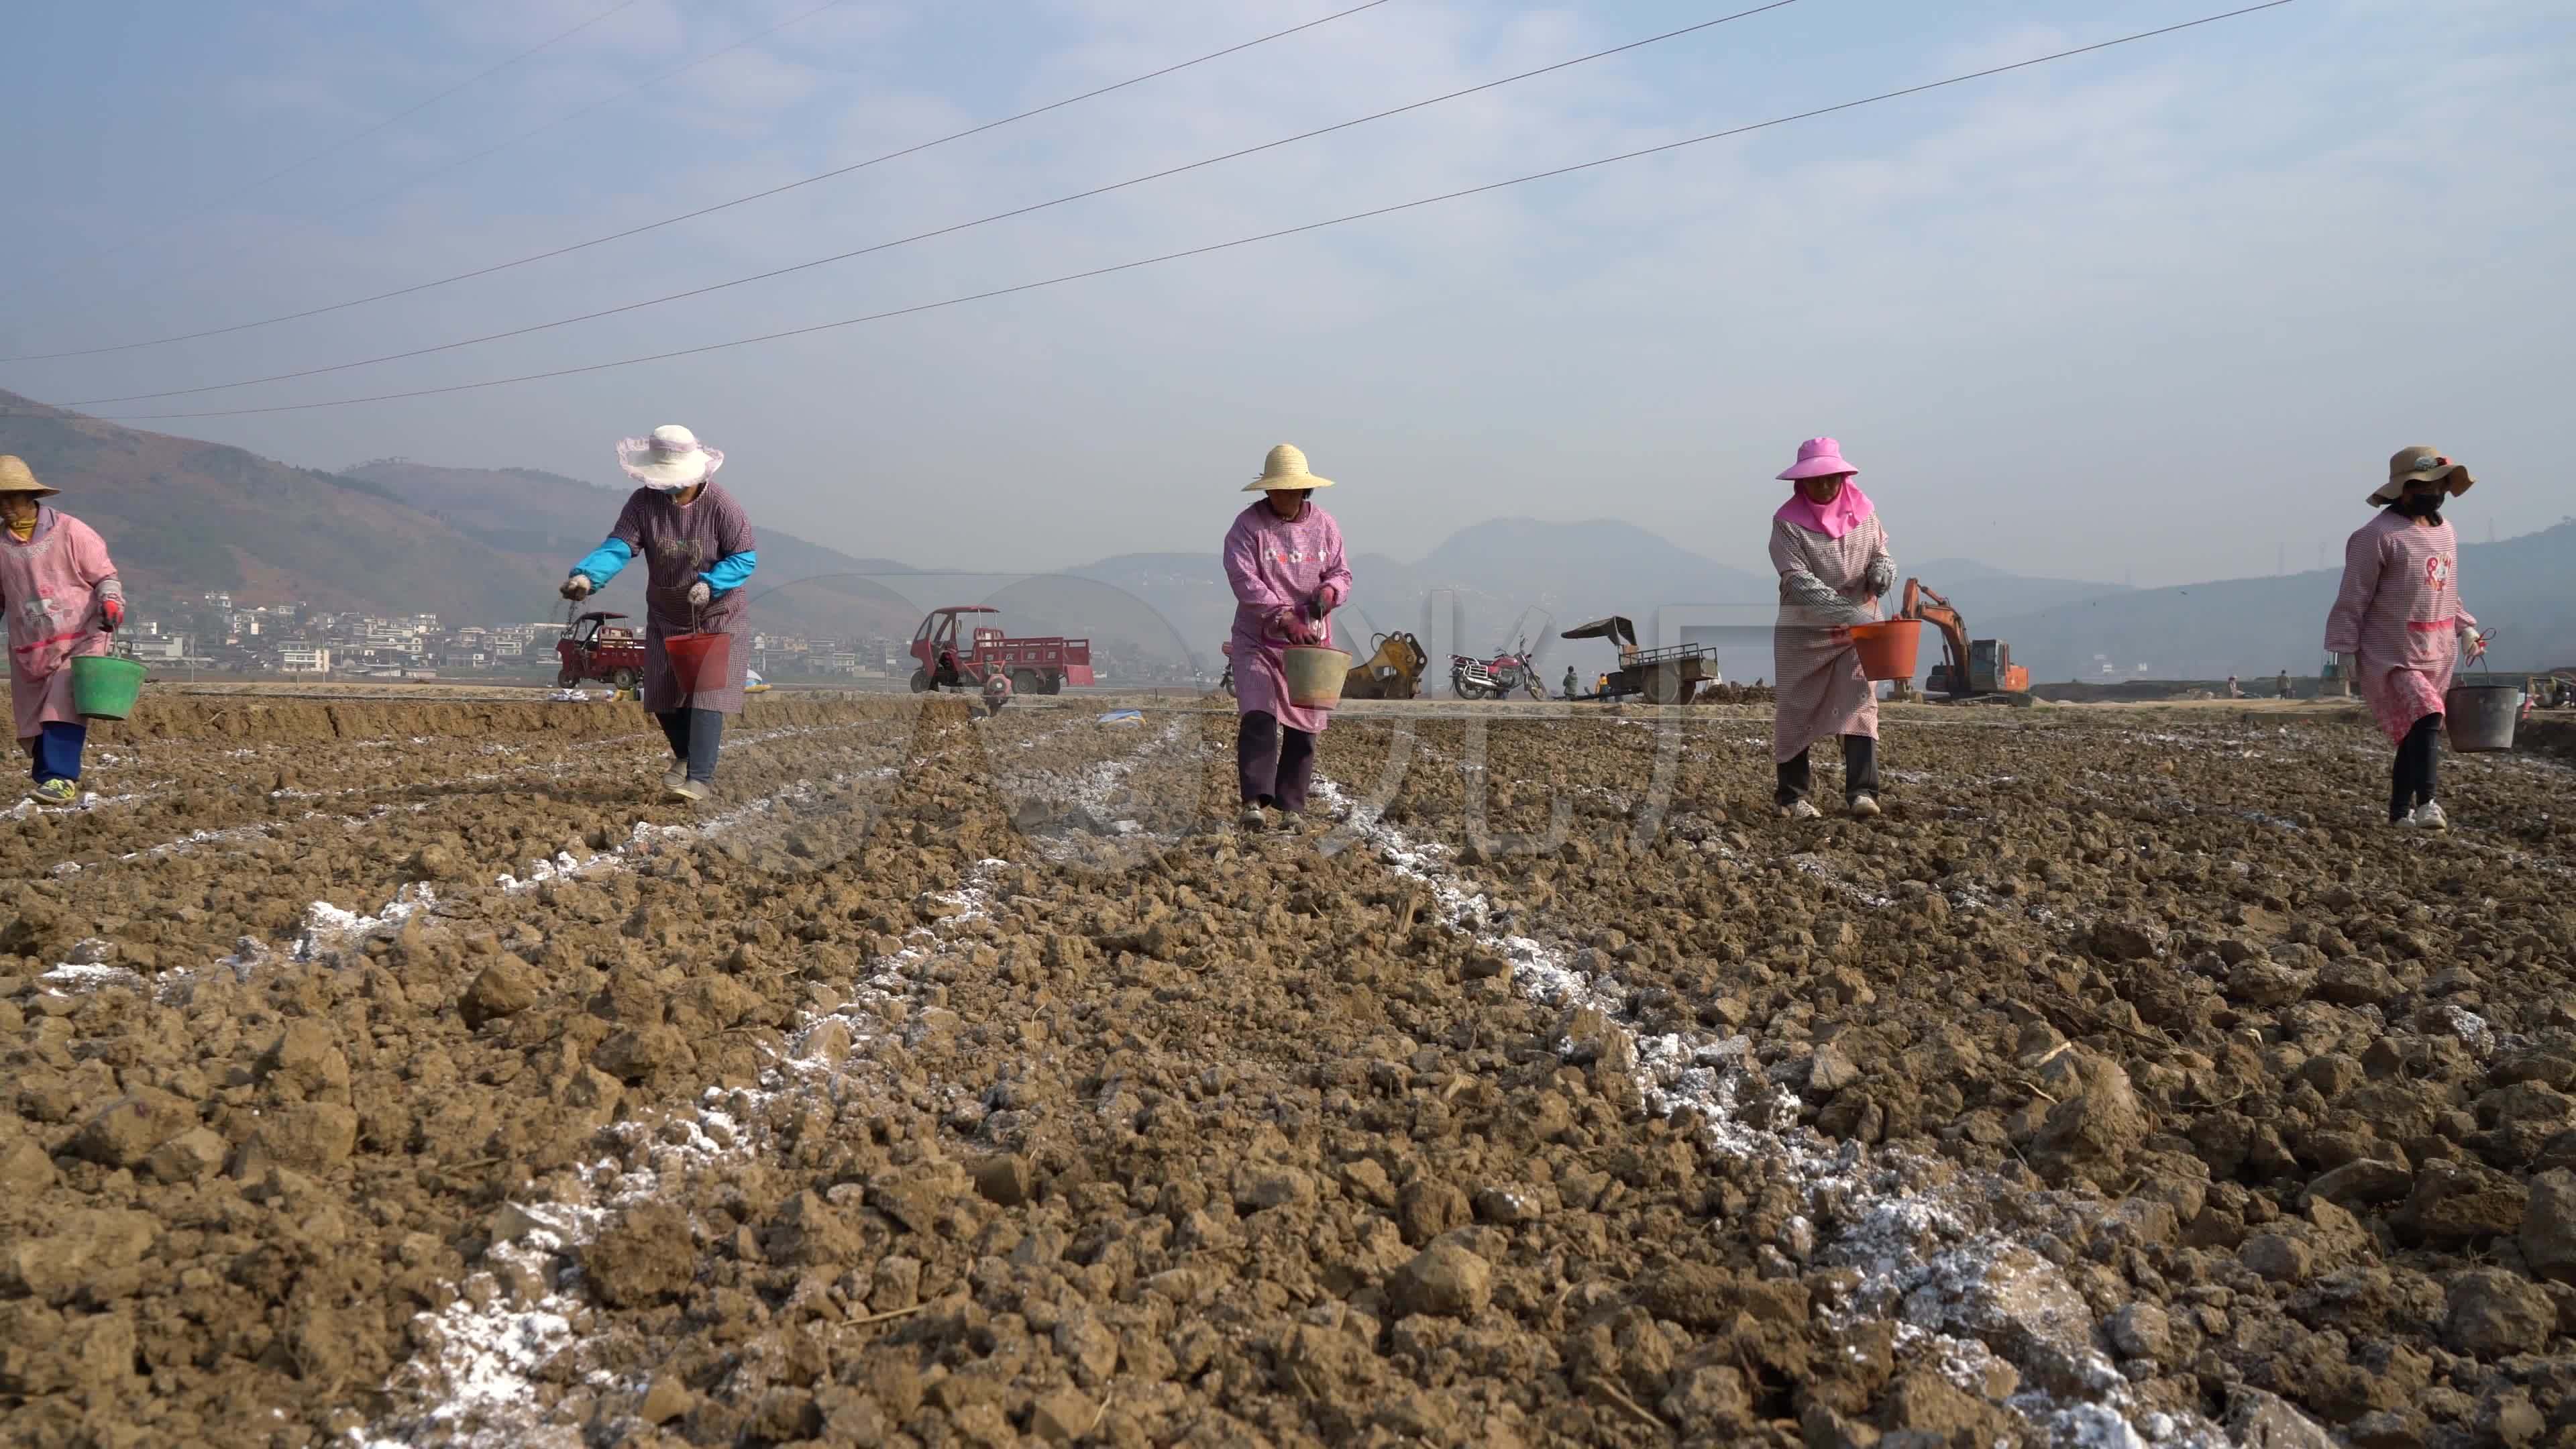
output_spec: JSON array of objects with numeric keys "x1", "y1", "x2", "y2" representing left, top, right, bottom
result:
[{"x1": 1776, "y1": 436, "x2": 1858, "y2": 481}]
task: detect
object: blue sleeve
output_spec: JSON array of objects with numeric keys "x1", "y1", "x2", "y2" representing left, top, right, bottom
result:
[
  {"x1": 572, "y1": 537, "x2": 632, "y2": 586},
  {"x1": 701, "y1": 549, "x2": 756, "y2": 592}
]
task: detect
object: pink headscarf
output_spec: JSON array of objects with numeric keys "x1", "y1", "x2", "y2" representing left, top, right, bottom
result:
[{"x1": 1772, "y1": 436, "x2": 1873, "y2": 539}]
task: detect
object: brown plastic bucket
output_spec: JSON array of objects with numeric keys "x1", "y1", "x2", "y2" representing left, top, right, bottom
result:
[
  {"x1": 664, "y1": 631, "x2": 731, "y2": 696},
  {"x1": 1847, "y1": 620, "x2": 1921, "y2": 682}
]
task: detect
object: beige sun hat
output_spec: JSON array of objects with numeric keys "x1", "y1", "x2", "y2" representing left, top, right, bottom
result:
[
  {"x1": 615, "y1": 424, "x2": 724, "y2": 489},
  {"x1": 0, "y1": 455, "x2": 60, "y2": 498},
  {"x1": 2369, "y1": 445, "x2": 2473, "y2": 505},
  {"x1": 1244, "y1": 443, "x2": 1335, "y2": 492}
]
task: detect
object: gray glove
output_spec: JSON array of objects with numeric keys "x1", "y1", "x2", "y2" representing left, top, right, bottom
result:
[
  {"x1": 1864, "y1": 559, "x2": 1896, "y2": 598},
  {"x1": 686, "y1": 580, "x2": 712, "y2": 607},
  {"x1": 560, "y1": 574, "x2": 594, "y2": 600}
]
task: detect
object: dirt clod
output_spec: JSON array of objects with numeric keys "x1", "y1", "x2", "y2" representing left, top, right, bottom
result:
[
  {"x1": 1389, "y1": 1242, "x2": 1493, "y2": 1319},
  {"x1": 588, "y1": 1202, "x2": 698, "y2": 1307},
  {"x1": 2524, "y1": 1169, "x2": 2576, "y2": 1282},
  {"x1": 68, "y1": 1089, "x2": 195, "y2": 1169},
  {"x1": 2443, "y1": 1268, "x2": 2558, "y2": 1357},
  {"x1": 460, "y1": 953, "x2": 541, "y2": 1026}
]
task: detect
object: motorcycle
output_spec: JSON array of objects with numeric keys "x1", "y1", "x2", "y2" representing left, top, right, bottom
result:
[{"x1": 1450, "y1": 637, "x2": 1545, "y2": 700}]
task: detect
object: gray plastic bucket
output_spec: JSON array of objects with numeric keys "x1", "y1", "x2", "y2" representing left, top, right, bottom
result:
[{"x1": 2443, "y1": 683, "x2": 2523, "y2": 752}]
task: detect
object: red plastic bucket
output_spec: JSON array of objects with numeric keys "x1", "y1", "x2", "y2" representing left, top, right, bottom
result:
[
  {"x1": 663, "y1": 631, "x2": 731, "y2": 696},
  {"x1": 1847, "y1": 620, "x2": 1921, "y2": 682}
]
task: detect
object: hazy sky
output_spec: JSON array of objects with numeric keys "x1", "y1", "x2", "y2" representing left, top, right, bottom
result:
[{"x1": 3, "y1": 0, "x2": 2569, "y2": 584}]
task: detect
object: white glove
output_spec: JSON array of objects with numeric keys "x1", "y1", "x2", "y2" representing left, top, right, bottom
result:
[
  {"x1": 2459, "y1": 627, "x2": 2486, "y2": 659},
  {"x1": 2337, "y1": 652, "x2": 2355, "y2": 678},
  {"x1": 560, "y1": 574, "x2": 593, "y2": 600},
  {"x1": 686, "y1": 580, "x2": 712, "y2": 607}
]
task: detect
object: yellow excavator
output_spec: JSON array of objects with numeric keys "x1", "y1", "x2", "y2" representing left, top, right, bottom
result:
[{"x1": 1344, "y1": 631, "x2": 1430, "y2": 700}]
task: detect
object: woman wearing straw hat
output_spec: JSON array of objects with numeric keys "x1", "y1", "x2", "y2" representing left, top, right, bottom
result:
[
  {"x1": 2324, "y1": 446, "x2": 2482, "y2": 830},
  {"x1": 1222, "y1": 444, "x2": 1352, "y2": 830},
  {"x1": 561, "y1": 425, "x2": 757, "y2": 802},
  {"x1": 1767, "y1": 437, "x2": 1894, "y2": 820},
  {"x1": 0, "y1": 456, "x2": 126, "y2": 806}
]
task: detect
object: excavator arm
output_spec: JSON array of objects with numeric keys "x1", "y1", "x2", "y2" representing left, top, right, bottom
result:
[{"x1": 1899, "y1": 579, "x2": 1975, "y2": 699}]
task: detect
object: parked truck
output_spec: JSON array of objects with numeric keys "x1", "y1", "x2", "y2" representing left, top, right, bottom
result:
[
  {"x1": 908, "y1": 606, "x2": 1094, "y2": 695},
  {"x1": 555, "y1": 611, "x2": 647, "y2": 692}
]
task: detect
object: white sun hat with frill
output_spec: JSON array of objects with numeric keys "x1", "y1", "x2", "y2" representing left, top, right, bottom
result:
[{"x1": 615, "y1": 424, "x2": 724, "y2": 488}]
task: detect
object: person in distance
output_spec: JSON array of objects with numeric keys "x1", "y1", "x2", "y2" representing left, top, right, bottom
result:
[
  {"x1": 561, "y1": 425, "x2": 757, "y2": 803},
  {"x1": 2324, "y1": 446, "x2": 2482, "y2": 830},
  {"x1": 0, "y1": 456, "x2": 126, "y2": 807},
  {"x1": 1222, "y1": 444, "x2": 1352, "y2": 833},
  {"x1": 1766, "y1": 436, "x2": 1894, "y2": 820}
]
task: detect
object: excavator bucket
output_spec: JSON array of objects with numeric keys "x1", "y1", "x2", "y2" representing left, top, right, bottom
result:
[
  {"x1": 1561, "y1": 616, "x2": 1639, "y2": 649},
  {"x1": 1343, "y1": 632, "x2": 1428, "y2": 700}
]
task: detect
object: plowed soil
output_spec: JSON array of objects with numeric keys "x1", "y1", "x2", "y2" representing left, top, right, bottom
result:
[{"x1": 5, "y1": 694, "x2": 2573, "y2": 1449}]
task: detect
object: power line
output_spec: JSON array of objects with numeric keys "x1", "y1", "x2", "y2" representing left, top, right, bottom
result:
[
  {"x1": 1, "y1": 0, "x2": 647, "y2": 309},
  {"x1": 54, "y1": 1, "x2": 1803, "y2": 407},
  {"x1": 73, "y1": 1, "x2": 2300, "y2": 424},
  {"x1": 1, "y1": 0, "x2": 1397, "y2": 364},
  {"x1": 15, "y1": 0, "x2": 866, "y2": 339}
]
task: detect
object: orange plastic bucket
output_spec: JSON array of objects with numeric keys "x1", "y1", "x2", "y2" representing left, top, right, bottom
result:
[
  {"x1": 663, "y1": 631, "x2": 731, "y2": 696},
  {"x1": 1847, "y1": 620, "x2": 1921, "y2": 682}
]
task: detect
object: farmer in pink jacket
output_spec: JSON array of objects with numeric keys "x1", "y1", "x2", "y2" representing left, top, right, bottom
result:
[
  {"x1": 0, "y1": 457, "x2": 125, "y2": 806},
  {"x1": 1222, "y1": 444, "x2": 1351, "y2": 832},
  {"x1": 2324, "y1": 446, "x2": 2482, "y2": 830},
  {"x1": 1768, "y1": 437, "x2": 1894, "y2": 819}
]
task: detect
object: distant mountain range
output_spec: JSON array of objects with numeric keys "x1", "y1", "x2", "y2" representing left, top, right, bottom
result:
[
  {"x1": 1065, "y1": 527, "x2": 2137, "y2": 676},
  {"x1": 6, "y1": 389, "x2": 2556, "y2": 678},
  {"x1": 1981, "y1": 522, "x2": 2576, "y2": 680},
  {"x1": 0, "y1": 390, "x2": 549, "y2": 625},
  {"x1": 0, "y1": 390, "x2": 915, "y2": 637},
  {"x1": 340, "y1": 458, "x2": 921, "y2": 641}
]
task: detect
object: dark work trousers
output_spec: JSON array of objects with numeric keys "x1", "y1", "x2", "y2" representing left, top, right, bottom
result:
[
  {"x1": 26, "y1": 721, "x2": 86, "y2": 784},
  {"x1": 1238, "y1": 710, "x2": 1317, "y2": 812},
  {"x1": 655, "y1": 707, "x2": 725, "y2": 784},
  {"x1": 2391, "y1": 713, "x2": 2440, "y2": 822},
  {"x1": 1776, "y1": 733, "x2": 1879, "y2": 807}
]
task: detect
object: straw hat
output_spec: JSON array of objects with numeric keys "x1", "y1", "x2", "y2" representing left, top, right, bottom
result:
[
  {"x1": 1244, "y1": 443, "x2": 1335, "y2": 492},
  {"x1": 615, "y1": 425, "x2": 724, "y2": 488},
  {"x1": 2369, "y1": 445, "x2": 2473, "y2": 505},
  {"x1": 0, "y1": 455, "x2": 59, "y2": 498}
]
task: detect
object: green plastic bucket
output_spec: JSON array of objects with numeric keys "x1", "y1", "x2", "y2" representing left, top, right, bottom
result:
[
  {"x1": 1282, "y1": 645, "x2": 1352, "y2": 709},
  {"x1": 70, "y1": 655, "x2": 146, "y2": 720}
]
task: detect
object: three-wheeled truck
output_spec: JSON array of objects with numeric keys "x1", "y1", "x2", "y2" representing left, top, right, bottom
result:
[
  {"x1": 1560, "y1": 616, "x2": 1719, "y2": 704},
  {"x1": 908, "y1": 606, "x2": 1095, "y2": 695},
  {"x1": 555, "y1": 611, "x2": 647, "y2": 692}
]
